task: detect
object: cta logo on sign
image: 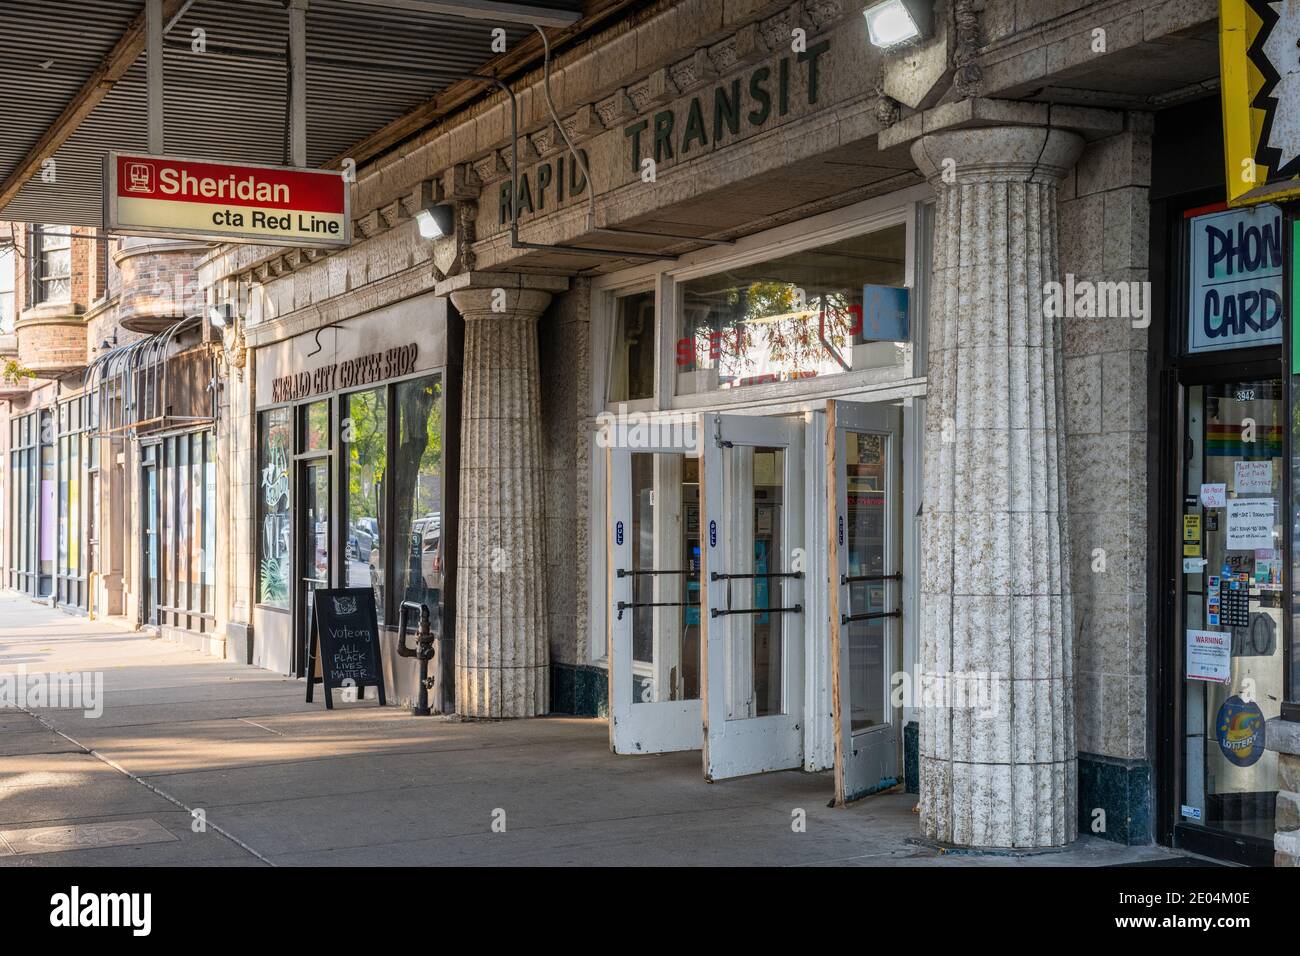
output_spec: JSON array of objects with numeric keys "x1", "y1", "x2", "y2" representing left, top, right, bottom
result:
[
  {"x1": 105, "y1": 151, "x2": 350, "y2": 248},
  {"x1": 1216, "y1": 695, "x2": 1266, "y2": 767},
  {"x1": 1187, "y1": 205, "x2": 1282, "y2": 353}
]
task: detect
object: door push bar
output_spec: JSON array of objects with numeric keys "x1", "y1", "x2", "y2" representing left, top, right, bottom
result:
[
  {"x1": 710, "y1": 571, "x2": 803, "y2": 581},
  {"x1": 840, "y1": 609, "x2": 901, "y2": 625},
  {"x1": 841, "y1": 571, "x2": 902, "y2": 585},
  {"x1": 711, "y1": 604, "x2": 803, "y2": 619},
  {"x1": 616, "y1": 568, "x2": 697, "y2": 578},
  {"x1": 616, "y1": 600, "x2": 700, "y2": 621}
]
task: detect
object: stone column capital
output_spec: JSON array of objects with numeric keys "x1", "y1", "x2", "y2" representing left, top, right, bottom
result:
[
  {"x1": 439, "y1": 270, "x2": 570, "y2": 323},
  {"x1": 909, "y1": 125, "x2": 1084, "y2": 186},
  {"x1": 449, "y1": 286, "x2": 556, "y2": 323}
]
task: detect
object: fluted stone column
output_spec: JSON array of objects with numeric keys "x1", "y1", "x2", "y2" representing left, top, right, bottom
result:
[
  {"x1": 911, "y1": 126, "x2": 1084, "y2": 848},
  {"x1": 448, "y1": 274, "x2": 566, "y2": 718}
]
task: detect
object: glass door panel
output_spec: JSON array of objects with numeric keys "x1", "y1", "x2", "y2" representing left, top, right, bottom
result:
[
  {"x1": 142, "y1": 451, "x2": 159, "y2": 626},
  {"x1": 607, "y1": 424, "x2": 702, "y2": 755},
  {"x1": 299, "y1": 458, "x2": 331, "y2": 677},
  {"x1": 829, "y1": 400, "x2": 901, "y2": 804},
  {"x1": 1179, "y1": 379, "x2": 1283, "y2": 844},
  {"x1": 701, "y1": 413, "x2": 805, "y2": 780}
]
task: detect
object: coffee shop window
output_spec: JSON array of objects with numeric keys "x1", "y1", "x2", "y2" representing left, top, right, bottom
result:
[
  {"x1": 391, "y1": 376, "x2": 444, "y2": 620},
  {"x1": 343, "y1": 388, "x2": 387, "y2": 623},
  {"x1": 258, "y1": 407, "x2": 292, "y2": 608},
  {"x1": 673, "y1": 223, "x2": 909, "y2": 396}
]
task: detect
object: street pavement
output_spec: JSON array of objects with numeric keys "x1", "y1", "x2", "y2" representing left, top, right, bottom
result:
[{"x1": 0, "y1": 592, "x2": 1181, "y2": 866}]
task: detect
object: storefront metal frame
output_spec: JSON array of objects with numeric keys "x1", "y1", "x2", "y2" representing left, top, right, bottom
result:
[
  {"x1": 1151, "y1": 183, "x2": 1288, "y2": 865},
  {"x1": 588, "y1": 188, "x2": 932, "y2": 774},
  {"x1": 1283, "y1": 201, "x2": 1299, "y2": 724},
  {"x1": 254, "y1": 362, "x2": 459, "y2": 683}
]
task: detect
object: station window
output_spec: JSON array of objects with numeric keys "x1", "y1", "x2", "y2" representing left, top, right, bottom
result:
[
  {"x1": 343, "y1": 388, "x2": 387, "y2": 622},
  {"x1": 674, "y1": 224, "x2": 908, "y2": 395},
  {"x1": 607, "y1": 289, "x2": 656, "y2": 403}
]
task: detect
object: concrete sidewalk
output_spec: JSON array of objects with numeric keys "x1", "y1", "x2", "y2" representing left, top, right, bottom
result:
[{"x1": 0, "y1": 593, "x2": 1178, "y2": 866}]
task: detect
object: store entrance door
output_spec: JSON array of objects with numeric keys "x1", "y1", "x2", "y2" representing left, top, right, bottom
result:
[
  {"x1": 141, "y1": 446, "x2": 159, "y2": 626},
  {"x1": 606, "y1": 421, "x2": 703, "y2": 754},
  {"x1": 1168, "y1": 370, "x2": 1284, "y2": 865},
  {"x1": 296, "y1": 457, "x2": 331, "y2": 678},
  {"x1": 701, "y1": 413, "x2": 805, "y2": 780},
  {"x1": 827, "y1": 400, "x2": 903, "y2": 804}
]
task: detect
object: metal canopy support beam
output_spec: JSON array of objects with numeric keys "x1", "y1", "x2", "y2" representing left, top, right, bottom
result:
[
  {"x1": 332, "y1": 0, "x2": 582, "y2": 27},
  {"x1": 287, "y1": 0, "x2": 309, "y2": 167},
  {"x1": 147, "y1": 0, "x2": 165, "y2": 153},
  {"x1": 0, "y1": 0, "x2": 189, "y2": 212}
]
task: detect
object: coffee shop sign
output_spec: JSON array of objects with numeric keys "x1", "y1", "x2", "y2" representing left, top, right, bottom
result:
[{"x1": 271, "y1": 343, "x2": 418, "y2": 403}]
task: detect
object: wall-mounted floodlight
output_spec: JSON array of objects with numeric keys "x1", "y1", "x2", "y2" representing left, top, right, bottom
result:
[
  {"x1": 208, "y1": 303, "x2": 228, "y2": 328},
  {"x1": 863, "y1": 0, "x2": 932, "y2": 48},
  {"x1": 415, "y1": 202, "x2": 455, "y2": 239}
]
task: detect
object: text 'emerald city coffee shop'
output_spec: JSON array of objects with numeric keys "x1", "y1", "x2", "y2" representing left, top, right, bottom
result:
[
  {"x1": 104, "y1": 151, "x2": 351, "y2": 248},
  {"x1": 270, "y1": 343, "x2": 420, "y2": 404}
]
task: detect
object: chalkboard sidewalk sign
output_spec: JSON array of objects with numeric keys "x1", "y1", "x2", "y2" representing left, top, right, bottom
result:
[{"x1": 305, "y1": 587, "x2": 387, "y2": 709}]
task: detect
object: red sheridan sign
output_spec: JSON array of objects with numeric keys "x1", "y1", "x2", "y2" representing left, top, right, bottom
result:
[{"x1": 104, "y1": 151, "x2": 350, "y2": 248}]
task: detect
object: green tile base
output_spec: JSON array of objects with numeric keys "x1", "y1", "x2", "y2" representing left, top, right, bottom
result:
[
  {"x1": 551, "y1": 662, "x2": 609, "y2": 718},
  {"x1": 1077, "y1": 752, "x2": 1152, "y2": 845},
  {"x1": 904, "y1": 721, "x2": 919, "y2": 794}
]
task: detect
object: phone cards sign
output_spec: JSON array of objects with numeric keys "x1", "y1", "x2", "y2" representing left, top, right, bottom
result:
[
  {"x1": 1187, "y1": 205, "x2": 1282, "y2": 353},
  {"x1": 105, "y1": 151, "x2": 350, "y2": 248}
]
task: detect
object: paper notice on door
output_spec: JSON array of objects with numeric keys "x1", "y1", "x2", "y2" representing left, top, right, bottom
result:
[
  {"x1": 1226, "y1": 498, "x2": 1274, "y2": 550},
  {"x1": 1200, "y1": 483, "x2": 1226, "y2": 508},
  {"x1": 1186, "y1": 629, "x2": 1231, "y2": 683},
  {"x1": 1234, "y1": 460, "x2": 1273, "y2": 494}
]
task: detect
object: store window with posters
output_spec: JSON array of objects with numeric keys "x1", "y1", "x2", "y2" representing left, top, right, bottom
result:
[
  {"x1": 1168, "y1": 201, "x2": 1288, "y2": 861},
  {"x1": 1180, "y1": 381, "x2": 1284, "y2": 843}
]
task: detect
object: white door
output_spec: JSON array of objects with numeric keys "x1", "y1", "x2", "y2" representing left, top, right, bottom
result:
[
  {"x1": 701, "y1": 413, "x2": 805, "y2": 780},
  {"x1": 827, "y1": 400, "x2": 902, "y2": 804},
  {"x1": 607, "y1": 427, "x2": 703, "y2": 754}
]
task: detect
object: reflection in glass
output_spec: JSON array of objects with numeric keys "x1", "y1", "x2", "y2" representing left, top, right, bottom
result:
[
  {"x1": 725, "y1": 446, "x2": 785, "y2": 720},
  {"x1": 628, "y1": 452, "x2": 702, "y2": 704},
  {"x1": 677, "y1": 226, "x2": 907, "y2": 395},
  {"x1": 258, "y1": 407, "x2": 292, "y2": 607},
  {"x1": 344, "y1": 389, "x2": 387, "y2": 623},
  {"x1": 845, "y1": 431, "x2": 887, "y2": 732},
  {"x1": 608, "y1": 290, "x2": 655, "y2": 403},
  {"x1": 393, "y1": 376, "x2": 443, "y2": 624},
  {"x1": 302, "y1": 400, "x2": 329, "y2": 451}
]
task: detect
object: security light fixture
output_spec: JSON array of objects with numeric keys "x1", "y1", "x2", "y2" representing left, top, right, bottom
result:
[
  {"x1": 415, "y1": 202, "x2": 455, "y2": 240},
  {"x1": 863, "y1": 0, "x2": 932, "y2": 48},
  {"x1": 208, "y1": 303, "x2": 228, "y2": 328}
]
